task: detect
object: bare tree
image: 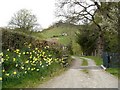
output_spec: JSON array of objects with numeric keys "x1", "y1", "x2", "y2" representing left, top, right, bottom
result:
[
  {"x1": 55, "y1": 0, "x2": 118, "y2": 56},
  {"x1": 9, "y1": 9, "x2": 39, "y2": 31}
]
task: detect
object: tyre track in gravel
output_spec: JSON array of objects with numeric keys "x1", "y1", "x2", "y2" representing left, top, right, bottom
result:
[{"x1": 38, "y1": 56, "x2": 118, "y2": 88}]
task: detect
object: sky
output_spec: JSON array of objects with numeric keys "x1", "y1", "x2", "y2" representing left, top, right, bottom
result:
[{"x1": 0, "y1": 0, "x2": 56, "y2": 29}]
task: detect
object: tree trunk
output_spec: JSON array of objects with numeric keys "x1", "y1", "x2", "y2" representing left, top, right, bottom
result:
[
  {"x1": 97, "y1": 27, "x2": 104, "y2": 57},
  {"x1": 97, "y1": 36, "x2": 104, "y2": 57},
  {"x1": 118, "y1": 2, "x2": 120, "y2": 54}
]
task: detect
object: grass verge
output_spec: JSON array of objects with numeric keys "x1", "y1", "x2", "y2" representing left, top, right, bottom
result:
[
  {"x1": 81, "y1": 69, "x2": 89, "y2": 74},
  {"x1": 80, "y1": 58, "x2": 89, "y2": 74},
  {"x1": 106, "y1": 68, "x2": 120, "y2": 79},
  {"x1": 85, "y1": 56, "x2": 103, "y2": 65},
  {"x1": 85, "y1": 56, "x2": 119, "y2": 78},
  {"x1": 81, "y1": 58, "x2": 88, "y2": 66}
]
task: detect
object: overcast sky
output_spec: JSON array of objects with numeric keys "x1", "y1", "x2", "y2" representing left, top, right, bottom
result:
[{"x1": 0, "y1": 0, "x2": 56, "y2": 29}]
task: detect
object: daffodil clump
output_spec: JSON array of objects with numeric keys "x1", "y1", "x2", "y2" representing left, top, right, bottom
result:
[{"x1": 1, "y1": 43, "x2": 68, "y2": 82}]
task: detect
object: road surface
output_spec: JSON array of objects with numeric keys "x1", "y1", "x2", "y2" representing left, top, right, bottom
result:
[{"x1": 38, "y1": 56, "x2": 118, "y2": 88}]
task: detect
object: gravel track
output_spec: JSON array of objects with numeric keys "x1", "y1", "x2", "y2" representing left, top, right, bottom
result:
[{"x1": 38, "y1": 56, "x2": 118, "y2": 88}]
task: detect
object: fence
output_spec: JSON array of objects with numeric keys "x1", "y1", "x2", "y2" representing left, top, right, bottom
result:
[{"x1": 102, "y1": 52, "x2": 120, "y2": 68}]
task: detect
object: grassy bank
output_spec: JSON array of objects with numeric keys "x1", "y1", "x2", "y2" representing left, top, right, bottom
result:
[
  {"x1": 106, "y1": 68, "x2": 120, "y2": 79},
  {"x1": 85, "y1": 56, "x2": 119, "y2": 78},
  {"x1": 2, "y1": 47, "x2": 66, "y2": 88},
  {"x1": 2, "y1": 30, "x2": 72, "y2": 88},
  {"x1": 3, "y1": 67, "x2": 66, "y2": 88},
  {"x1": 85, "y1": 56, "x2": 103, "y2": 65}
]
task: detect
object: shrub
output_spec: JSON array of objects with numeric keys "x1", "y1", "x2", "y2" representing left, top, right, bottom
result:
[{"x1": 1, "y1": 29, "x2": 71, "y2": 87}]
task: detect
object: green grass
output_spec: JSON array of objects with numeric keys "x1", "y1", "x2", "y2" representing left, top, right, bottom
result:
[
  {"x1": 85, "y1": 56, "x2": 103, "y2": 65},
  {"x1": 2, "y1": 49, "x2": 66, "y2": 88},
  {"x1": 58, "y1": 36, "x2": 71, "y2": 45},
  {"x1": 106, "y1": 68, "x2": 120, "y2": 78},
  {"x1": 81, "y1": 59, "x2": 88, "y2": 66},
  {"x1": 3, "y1": 68, "x2": 66, "y2": 88},
  {"x1": 85, "y1": 56, "x2": 119, "y2": 78},
  {"x1": 80, "y1": 58, "x2": 89, "y2": 74},
  {"x1": 81, "y1": 69, "x2": 89, "y2": 74},
  {"x1": 40, "y1": 24, "x2": 82, "y2": 55}
]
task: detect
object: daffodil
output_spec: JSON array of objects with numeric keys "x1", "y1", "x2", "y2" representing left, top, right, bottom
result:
[
  {"x1": 31, "y1": 68, "x2": 34, "y2": 71},
  {"x1": 1, "y1": 58, "x2": 4, "y2": 62},
  {"x1": 26, "y1": 52, "x2": 29, "y2": 54},
  {"x1": 7, "y1": 49, "x2": 10, "y2": 51},
  {"x1": 15, "y1": 49, "x2": 20, "y2": 53},
  {"x1": 2, "y1": 69, "x2": 5, "y2": 72},
  {"x1": 33, "y1": 50, "x2": 35, "y2": 53},
  {"x1": 36, "y1": 69, "x2": 39, "y2": 71},
  {"x1": 25, "y1": 60, "x2": 29, "y2": 64},
  {"x1": 30, "y1": 55, "x2": 32, "y2": 59},
  {"x1": 5, "y1": 73, "x2": 9, "y2": 76},
  {"x1": 33, "y1": 61, "x2": 35, "y2": 63},
  {"x1": 13, "y1": 58, "x2": 16, "y2": 61},
  {"x1": 23, "y1": 52, "x2": 25, "y2": 55},
  {"x1": 40, "y1": 61, "x2": 42, "y2": 66},
  {"x1": 28, "y1": 44, "x2": 31, "y2": 48},
  {"x1": 16, "y1": 64, "x2": 18, "y2": 67},
  {"x1": 46, "y1": 46, "x2": 49, "y2": 48},
  {"x1": 34, "y1": 58, "x2": 37, "y2": 61},
  {"x1": 49, "y1": 55, "x2": 52, "y2": 57},
  {"x1": 21, "y1": 67, "x2": 24, "y2": 69},
  {"x1": 0, "y1": 77, "x2": 2, "y2": 81},
  {"x1": 38, "y1": 50, "x2": 40, "y2": 52},
  {"x1": 0, "y1": 52, "x2": 3, "y2": 56},
  {"x1": 25, "y1": 71, "x2": 27, "y2": 74},
  {"x1": 42, "y1": 52, "x2": 45, "y2": 55},
  {"x1": 30, "y1": 52, "x2": 32, "y2": 55},
  {"x1": 28, "y1": 67, "x2": 30, "y2": 70},
  {"x1": 13, "y1": 71, "x2": 17, "y2": 75},
  {"x1": 35, "y1": 48, "x2": 38, "y2": 50},
  {"x1": 16, "y1": 49, "x2": 19, "y2": 52},
  {"x1": 18, "y1": 55, "x2": 21, "y2": 57}
]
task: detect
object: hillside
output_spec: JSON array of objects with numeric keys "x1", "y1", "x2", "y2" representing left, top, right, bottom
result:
[{"x1": 40, "y1": 23, "x2": 82, "y2": 55}]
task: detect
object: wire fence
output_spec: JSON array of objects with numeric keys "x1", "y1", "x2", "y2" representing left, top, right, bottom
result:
[{"x1": 102, "y1": 52, "x2": 120, "y2": 68}]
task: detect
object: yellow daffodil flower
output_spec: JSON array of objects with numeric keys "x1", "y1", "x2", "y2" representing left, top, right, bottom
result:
[
  {"x1": 7, "y1": 49, "x2": 9, "y2": 51},
  {"x1": 13, "y1": 71, "x2": 17, "y2": 75},
  {"x1": 23, "y1": 52, "x2": 25, "y2": 55},
  {"x1": 13, "y1": 58, "x2": 16, "y2": 61},
  {"x1": 2, "y1": 70, "x2": 5, "y2": 72},
  {"x1": 0, "y1": 52, "x2": 3, "y2": 56},
  {"x1": 35, "y1": 48, "x2": 38, "y2": 50},
  {"x1": 21, "y1": 67, "x2": 24, "y2": 69},
  {"x1": 0, "y1": 77, "x2": 2, "y2": 81},
  {"x1": 25, "y1": 60, "x2": 29, "y2": 64},
  {"x1": 36, "y1": 69, "x2": 39, "y2": 71},
  {"x1": 5, "y1": 73, "x2": 9, "y2": 76}
]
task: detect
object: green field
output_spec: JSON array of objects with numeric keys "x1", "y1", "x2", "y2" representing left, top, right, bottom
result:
[{"x1": 40, "y1": 24, "x2": 82, "y2": 55}]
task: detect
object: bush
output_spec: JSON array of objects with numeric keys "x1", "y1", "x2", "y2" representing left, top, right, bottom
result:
[{"x1": 1, "y1": 29, "x2": 71, "y2": 88}]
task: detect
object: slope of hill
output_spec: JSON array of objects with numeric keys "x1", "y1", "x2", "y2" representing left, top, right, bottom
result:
[{"x1": 40, "y1": 23, "x2": 82, "y2": 55}]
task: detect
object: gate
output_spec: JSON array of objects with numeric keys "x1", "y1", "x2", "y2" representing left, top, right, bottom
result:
[{"x1": 102, "y1": 52, "x2": 120, "y2": 68}]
